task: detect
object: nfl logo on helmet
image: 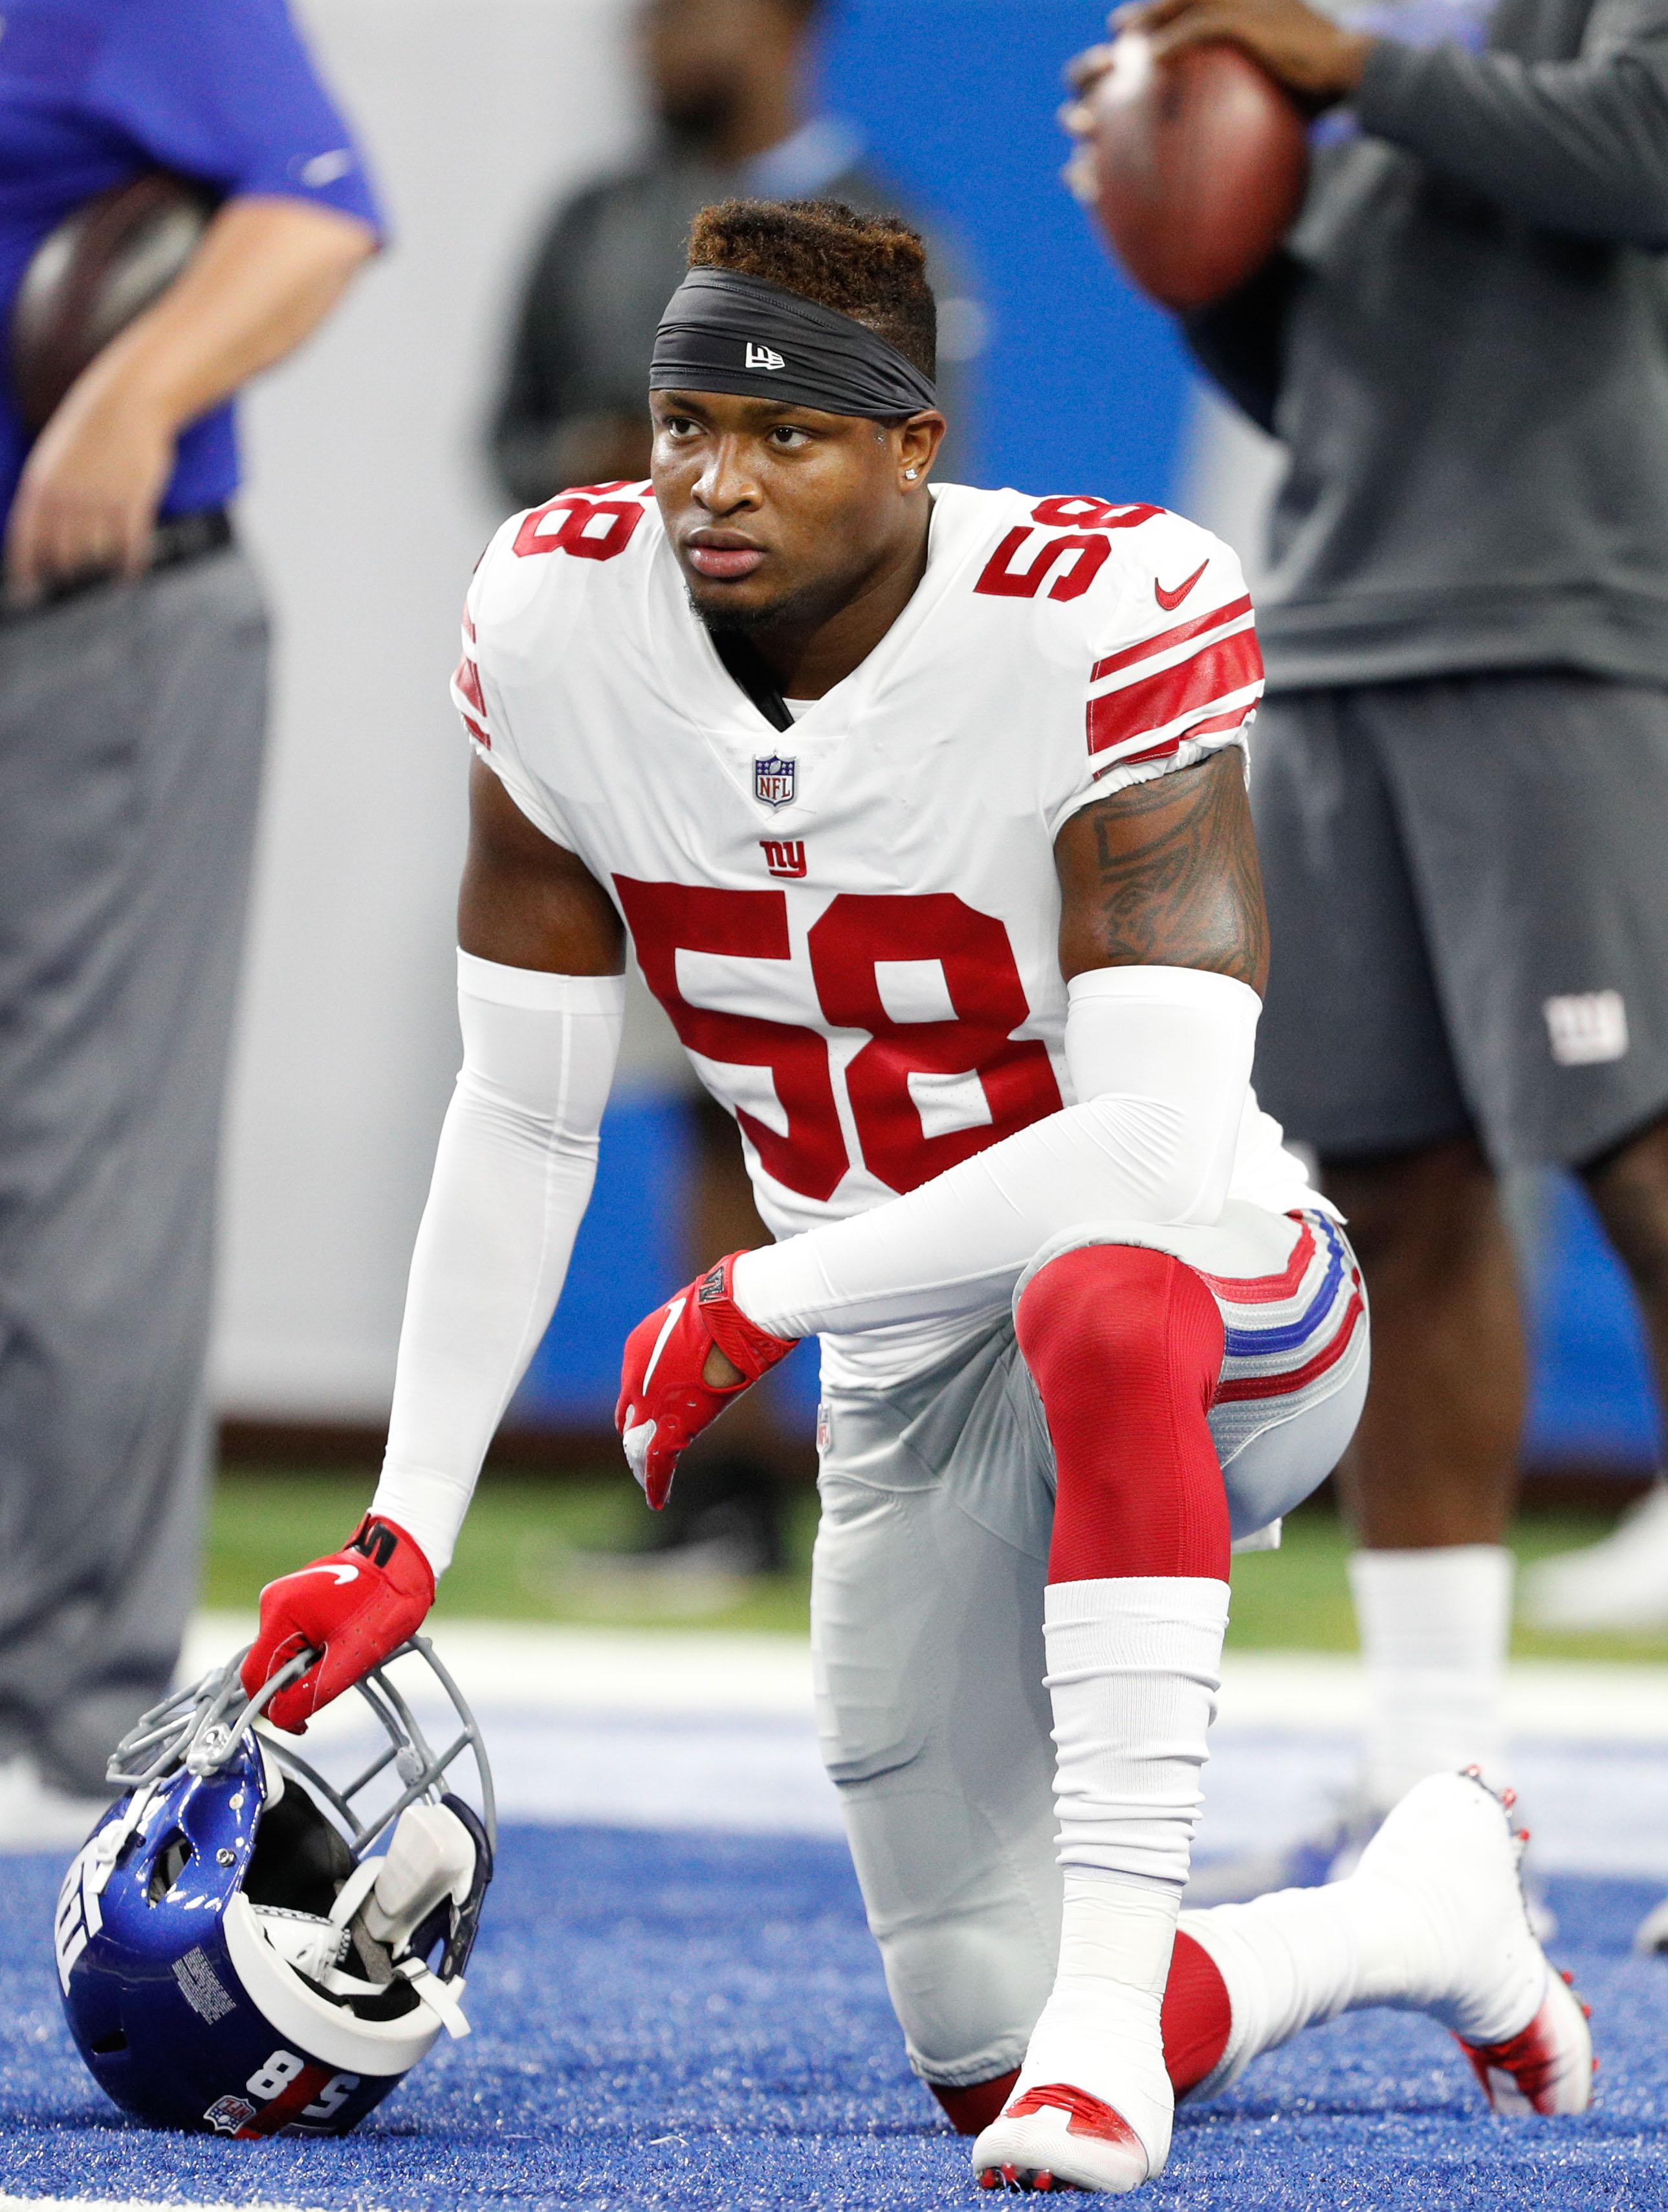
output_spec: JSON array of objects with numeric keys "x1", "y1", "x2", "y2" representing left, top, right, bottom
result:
[{"x1": 754, "y1": 754, "x2": 796, "y2": 809}]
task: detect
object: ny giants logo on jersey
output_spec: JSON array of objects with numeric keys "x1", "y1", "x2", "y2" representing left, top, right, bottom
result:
[
  {"x1": 754, "y1": 755, "x2": 796, "y2": 808},
  {"x1": 760, "y1": 838, "x2": 807, "y2": 879}
]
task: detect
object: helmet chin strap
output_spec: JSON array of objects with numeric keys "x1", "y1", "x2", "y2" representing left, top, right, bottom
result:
[{"x1": 397, "y1": 1955, "x2": 471, "y2": 2039}]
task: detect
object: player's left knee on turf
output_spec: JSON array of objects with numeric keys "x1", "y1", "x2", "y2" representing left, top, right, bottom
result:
[{"x1": 1015, "y1": 1241, "x2": 1230, "y2": 1584}]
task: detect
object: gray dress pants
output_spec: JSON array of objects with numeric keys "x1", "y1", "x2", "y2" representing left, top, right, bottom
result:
[{"x1": 0, "y1": 547, "x2": 268, "y2": 1793}]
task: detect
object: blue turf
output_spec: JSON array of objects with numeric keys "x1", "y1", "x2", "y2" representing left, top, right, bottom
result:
[{"x1": 5, "y1": 1824, "x2": 1665, "y2": 2210}]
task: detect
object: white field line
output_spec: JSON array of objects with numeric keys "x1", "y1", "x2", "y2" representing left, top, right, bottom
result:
[
  {"x1": 0, "y1": 2200, "x2": 349, "y2": 2212},
  {"x1": 186, "y1": 1612, "x2": 1668, "y2": 1745}
]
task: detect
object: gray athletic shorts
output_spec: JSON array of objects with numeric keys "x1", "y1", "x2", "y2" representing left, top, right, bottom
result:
[{"x1": 1250, "y1": 672, "x2": 1668, "y2": 1169}]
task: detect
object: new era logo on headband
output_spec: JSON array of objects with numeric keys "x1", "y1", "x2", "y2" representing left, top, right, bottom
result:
[{"x1": 652, "y1": 268, "x2": 939, "y2": 417}]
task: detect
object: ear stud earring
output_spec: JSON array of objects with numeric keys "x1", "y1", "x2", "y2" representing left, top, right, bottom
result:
[{"x1": 905, "y1": 467, "x2": 919, "y2": 479}]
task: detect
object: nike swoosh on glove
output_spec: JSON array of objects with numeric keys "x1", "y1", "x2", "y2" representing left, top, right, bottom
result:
[
  {"x1": 239, "y1": 1514, "x2": 436, "y2": 1733},
  {"x1": 616, "y1": 1252, "x2": 799, "y2": 1509}
]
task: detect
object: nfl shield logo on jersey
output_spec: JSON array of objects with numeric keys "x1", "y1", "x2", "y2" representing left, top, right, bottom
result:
[{"x1": 754, "y1": 755, "x2": 796, "y2": 809}]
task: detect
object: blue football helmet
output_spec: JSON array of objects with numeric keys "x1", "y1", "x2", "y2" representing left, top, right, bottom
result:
[{"x1": 55, "y1": 1636, "x2": 494, "y2": 2138}]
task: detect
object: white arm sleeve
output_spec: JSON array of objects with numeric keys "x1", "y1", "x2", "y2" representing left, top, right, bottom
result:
[
  {"x1": 371, "y1": 951, "x2": 624, "y2": 1572},
  {"x1": 731, "y1": 965, "x2": 1257, "y2": 1340}
]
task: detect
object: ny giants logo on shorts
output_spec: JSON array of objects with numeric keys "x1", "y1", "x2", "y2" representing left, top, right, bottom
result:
[
  {"x1": 1544, "y1": 990, "x2": 1629, "y2": 1066},
  {"x1": 754, "y1": 754, "x2": 796, "y2": 809}
]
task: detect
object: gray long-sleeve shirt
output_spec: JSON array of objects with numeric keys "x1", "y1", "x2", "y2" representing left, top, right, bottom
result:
[{"x1": 1188, "y1": 0, "x2": 1668, "y2": 690}]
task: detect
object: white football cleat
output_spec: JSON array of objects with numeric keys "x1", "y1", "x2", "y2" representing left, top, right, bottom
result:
[
  {"x1": 971, "y1": 1976, "x2": 1170, "y2": 2195},
  {"x1": 972, "y1": 2081, "x2": 1152, "y2": 2195},
  {"x1": 1520, "y1": 1480, "x2": 1668, "y2": 1633},
  {"x1": 1355, "y1": 1769, "x2": 1593, "y2": 2117}
]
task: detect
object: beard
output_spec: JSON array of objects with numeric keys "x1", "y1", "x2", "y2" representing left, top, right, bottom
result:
[{"x1": 685, "y1": 571, "x2": 849, "y2": 643}]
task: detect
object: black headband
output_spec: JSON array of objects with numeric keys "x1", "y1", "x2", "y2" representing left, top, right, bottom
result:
[{"x1": 650, "y1": 267, "x2": 938, "y2": 419}]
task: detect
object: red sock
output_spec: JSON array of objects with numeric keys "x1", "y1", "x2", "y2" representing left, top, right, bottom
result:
[
  {"x1": 1015, "y1": 1243, "x2": 1229, "y2": 1584},
  {"x1": 929, "y1": 2070, "x2": 1018, "y2": 2134},
  {"x1": 1161, "y1": 1930, "x2": 1234, "y2": 2093},
  {"x1": 928, "y1": 1933, "x2": 1233, "y2": 2131}
]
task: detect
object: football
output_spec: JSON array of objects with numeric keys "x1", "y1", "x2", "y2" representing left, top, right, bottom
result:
[
  {"x1": 1081, "y1": 34, "x2": 1308, "y2": 311},
  {"x1": 10, "y1": 171, "x2": 216, "y2": 435}
]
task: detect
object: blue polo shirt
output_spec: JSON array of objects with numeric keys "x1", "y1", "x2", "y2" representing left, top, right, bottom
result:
[{"x1": 0, "y1": 0, "x2": 383, "y2": 531}]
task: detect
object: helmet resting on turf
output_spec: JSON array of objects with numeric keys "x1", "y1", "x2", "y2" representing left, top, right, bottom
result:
[{"x1": 54, "y1": 1636, "x2": 494, "y2": 2138}]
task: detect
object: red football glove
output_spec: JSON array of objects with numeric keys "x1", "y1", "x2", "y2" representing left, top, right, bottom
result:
[
  {"x1": 239, "y1": 1514, "x2": 435, "y2": 1734},
  {"x1": 616, "y1": 1252, "x2": 798, "y2": 1508}
]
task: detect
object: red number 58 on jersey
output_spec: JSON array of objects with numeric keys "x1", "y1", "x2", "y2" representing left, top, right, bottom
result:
[{"x1": 615, "y1": 879, "x2": 1064, "y2": 1202}]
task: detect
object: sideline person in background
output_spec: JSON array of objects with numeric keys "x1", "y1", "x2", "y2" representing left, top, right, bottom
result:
[
  {"x1": 1068, "y1": 0, "x2": 1668, "y2": 1920},
  {"x1": 0, "y1": 0, "x2": 379, "y2": 1843},
  {"x1": 489, "y1": 0, "x2": 985, "y2": 1573}
]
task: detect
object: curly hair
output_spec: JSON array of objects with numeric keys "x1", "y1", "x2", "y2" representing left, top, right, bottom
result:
[{"x1": 686, "y1": 198, "x2": 937, "y2": 381}]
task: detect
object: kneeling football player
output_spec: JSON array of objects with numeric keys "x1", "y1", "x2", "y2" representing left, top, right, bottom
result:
[{"x1": 246, "y1": 198, "x2": 1592, "y2": 2191}]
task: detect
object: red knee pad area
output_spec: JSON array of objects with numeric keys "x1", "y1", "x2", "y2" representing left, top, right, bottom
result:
[
  {"x1": 1016, "y1": 1243, "x2": 1230, "y2": 1583},
  {"x1": 925, "y1": 1936, "x2": 1232, "y2": 2132}
]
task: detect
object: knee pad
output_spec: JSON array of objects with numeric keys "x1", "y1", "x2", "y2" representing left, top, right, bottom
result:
[{"x1": 1016, "y1": 1243, "x2": 1229, "y2": 1582}]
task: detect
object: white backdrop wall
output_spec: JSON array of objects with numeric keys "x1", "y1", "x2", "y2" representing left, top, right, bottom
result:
[{"x1": 212, "y1": 0, "x2": 639, "y2": 1418}]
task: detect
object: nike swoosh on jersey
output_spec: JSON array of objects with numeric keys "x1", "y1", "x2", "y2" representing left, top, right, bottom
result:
[
  {"x1": 1154, "y1": 559, "x2": 1209, "y2": 612},
  {"x1": 295, "y1": 1564, "x2": 360, "y2": 1586}
]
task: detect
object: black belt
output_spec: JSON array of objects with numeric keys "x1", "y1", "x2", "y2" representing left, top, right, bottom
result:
[
  {"x1": 149, "y1": 505, "x2": 233, "y2": 571},
  {"x1": 5, "y1": 505, "x2": 233, "y2": 620}
]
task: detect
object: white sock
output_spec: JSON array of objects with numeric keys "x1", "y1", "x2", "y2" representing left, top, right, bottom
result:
[
  {"x1": 1348, "y1": 1544, "x2": 1513, "y2": 1806},
  {"x1": 1016, "y1": 1874, "x2": 1179, "y2": 2163},
  {"x1": 1180, "y1": 1846, "x2": 1496, "y2": 2097},
  {"x1": 1014, "y1": 1576, "x2": 1231, "y2": 2165},
  {"x1": 1044, "y1": 1575, "x2": 1230, "y2": 1881}
]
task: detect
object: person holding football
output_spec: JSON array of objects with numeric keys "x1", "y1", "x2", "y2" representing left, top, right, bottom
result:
[
  {"x1": 1064, "y1": 0, "x2": 1668, "y2": 1914},
  {"x1": 244, "y1": 199, "x2": 1588, "y2": 2193}
]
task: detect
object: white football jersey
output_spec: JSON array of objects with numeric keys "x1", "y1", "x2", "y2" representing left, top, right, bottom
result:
[{"x1": 456, "y1": 478, "x2": 1319, "y2": 1383}]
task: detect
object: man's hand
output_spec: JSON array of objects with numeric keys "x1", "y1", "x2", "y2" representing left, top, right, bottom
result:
[
  {"x1": 5, "y1": 378, "x2": 173, "y2": 604},
  {"x1": 6, "y1": 194, "x2": 374, "y2": 605},
  {"x1": 1065, "y1": 0, "x2": 1372, "y2": 124},
  {"x1": 239, "y1": 1515, "x2": 435, "y2": 1734},
  {"x1": 617, "y1": 1253, "x2": 798, "y2": 1509}
]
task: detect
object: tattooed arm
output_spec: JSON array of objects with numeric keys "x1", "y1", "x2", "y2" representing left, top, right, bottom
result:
[{"x1": 1054, "y1": 747, "x2": 1269, "y2": 992}]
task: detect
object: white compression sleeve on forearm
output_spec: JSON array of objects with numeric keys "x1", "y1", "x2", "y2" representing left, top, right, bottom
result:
[
  {"x1": 372, "y1": 952, "x2": 624, "y2": 1573},
  {"x1": 732, "y1": 965, "x2": 1258, "y2": 1340}
]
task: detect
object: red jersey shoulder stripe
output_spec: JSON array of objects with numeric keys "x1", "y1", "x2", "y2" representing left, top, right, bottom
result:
[
  {"x1": 1094, "y1": 706, "x2": 1251, "y2": 776},
  {"x1": 1091, "y1": 593, "x2": 1253, "y2": 683},
  {"x1": 1087, "y1": 627, "x2": 1264, "y2": 759}
]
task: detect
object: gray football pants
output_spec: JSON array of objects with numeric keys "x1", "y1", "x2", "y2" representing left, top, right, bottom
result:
[
  {"x1": 810, "y1": 1207, "x2": 1368, "y2": 2089},
  {"x1": 0, "y1": 550, "x2": 267, "y2": 1794}
]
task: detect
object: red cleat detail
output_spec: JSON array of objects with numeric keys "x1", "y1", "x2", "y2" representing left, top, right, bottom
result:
[
  {"x1": 1460, "y1": 1992, "x2": 1588, "y2": 2114},
  {"x1": 1502, "y1": 1788, "x2": 1517, "y2": 1810},
  {"x1": 1560, "y1": 1969, "x2": 1574, "y2": 1984},
  {"x1": 1005, "y1": 2083, "x2": 1144, "y2": 2153},
  {"x1": 978, "y1": 2172, "x2": 1000, "y2": 2191}
]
